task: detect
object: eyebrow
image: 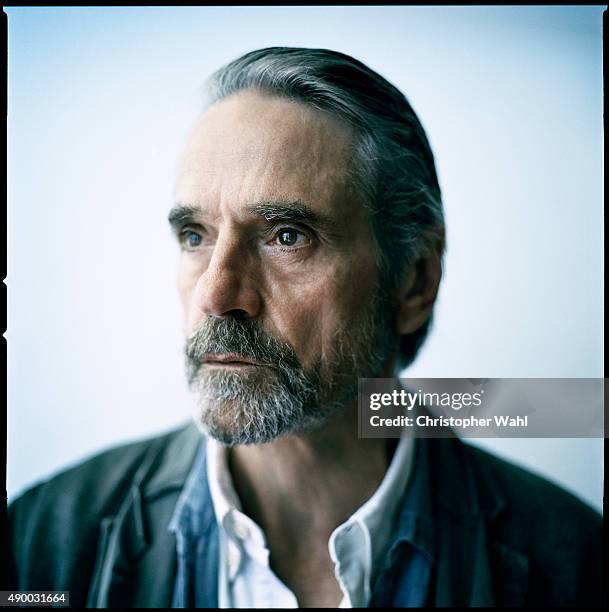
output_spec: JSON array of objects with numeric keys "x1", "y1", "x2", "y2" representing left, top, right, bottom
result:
[
  {"x1": 168, "y1": 200, "x2": 338, "y2": 234},
  {"x1": 167, "y1": 204, "x2": 200, "y2": 232},
  {"x1": 247, "y1": 200, "x2": 337, "y2": 232}
]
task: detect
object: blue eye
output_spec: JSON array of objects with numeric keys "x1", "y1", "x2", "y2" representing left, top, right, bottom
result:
[
  {"x1": 278, "y1": 229, "x2": 299, "y2": 246},
  {"x1": 181, "y1": 230, "x2": 202, "y2": 249},
  {"x1": 275, "y1": 228, "x2": 308, "y2": 248}
]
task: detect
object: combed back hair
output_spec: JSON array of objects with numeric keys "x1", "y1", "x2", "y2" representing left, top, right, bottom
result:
[{"x1": 205, "y1": 47, "x2": 445, "y2": 371}]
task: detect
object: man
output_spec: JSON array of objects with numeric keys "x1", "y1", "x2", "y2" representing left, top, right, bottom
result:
[{"x1": 5, "y1": 47, "x2": 602, "y2": 607}]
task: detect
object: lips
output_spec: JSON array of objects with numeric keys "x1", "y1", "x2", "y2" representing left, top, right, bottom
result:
[{"x1": 202, "y1": 353, "x2": 268, "y2": 367}]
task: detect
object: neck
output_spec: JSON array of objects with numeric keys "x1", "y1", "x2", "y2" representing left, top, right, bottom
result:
[{"x1": 228, "y1": 401, "x2": 396, "y2": 551}]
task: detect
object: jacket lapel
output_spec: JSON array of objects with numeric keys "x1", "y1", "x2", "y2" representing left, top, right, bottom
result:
[
  {"x1": 86, "y1": 424, "x2": 203, "y2": 608},
  {"x1": 375, "y1": 437, "x2": 530, "y2": 607},
  {"x1": 428, "y1": 438, "x2": 529, "y2": 607}
]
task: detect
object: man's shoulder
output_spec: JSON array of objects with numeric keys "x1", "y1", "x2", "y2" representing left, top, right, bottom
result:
[
  {"x1": 401, "y1": 439, "x2": 603, "y2": 605},
  {"x1": 9, "y1": 422, "x2": 201, "y2": 526},
  {"x1": 461, "y1": 441, "x2": 601, "y2": 527},
  {"x1": 458, "y1": 439, "x2": 602, "y2": 592},
  {"x1": 5, "y1": 422, "x2": 204, "y2": 595}
]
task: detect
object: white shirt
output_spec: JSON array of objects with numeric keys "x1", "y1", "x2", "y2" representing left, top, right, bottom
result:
[{"x1": 206, "y1": 435, "x2": 415, "y2": 608}]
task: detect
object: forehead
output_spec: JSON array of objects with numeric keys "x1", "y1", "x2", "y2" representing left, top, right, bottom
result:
[{"x1": 175, "y1": 89, "x2": 360, "y2": 220}]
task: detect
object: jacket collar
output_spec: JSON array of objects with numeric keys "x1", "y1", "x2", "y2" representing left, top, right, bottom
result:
[
  {"x1": 86, "y1": 422, "x2": 203, "y2": 608},
  {"x1": 377, "y1": 437, "x2": 528, "y2": 607},
  {"x1": 142, "y1": 422, "x2": 204, "y2": 499}
]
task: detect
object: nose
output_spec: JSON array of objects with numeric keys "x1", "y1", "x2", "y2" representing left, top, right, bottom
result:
[{"x1": 193, "y1": 232, "x2": 262, "y2": 319}]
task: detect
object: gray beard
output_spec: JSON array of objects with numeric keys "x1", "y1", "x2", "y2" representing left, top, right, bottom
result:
[{"x1": 185, "y1": 288, "x2": 394, "y2": 446}]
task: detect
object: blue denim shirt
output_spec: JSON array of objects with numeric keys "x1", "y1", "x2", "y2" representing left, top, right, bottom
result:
[{"x1": 169, "y1": 437, "x2": 435, "y2": 608}]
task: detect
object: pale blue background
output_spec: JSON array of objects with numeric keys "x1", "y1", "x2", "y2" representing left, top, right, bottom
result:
[{"x1": 6, "y1": 6, "x2": 604, "y2": 510}]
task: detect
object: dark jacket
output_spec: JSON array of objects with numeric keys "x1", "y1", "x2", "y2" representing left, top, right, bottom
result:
[{"x1": 4, "y1": 423, "x2": 603, "y2": 607}]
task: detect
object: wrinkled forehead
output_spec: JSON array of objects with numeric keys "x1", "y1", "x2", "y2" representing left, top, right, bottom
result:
[{"x1": 175, "y1": 89, "x2": 362, "y2": 221}]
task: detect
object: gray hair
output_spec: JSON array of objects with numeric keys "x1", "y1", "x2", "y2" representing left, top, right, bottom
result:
[{"x1": 205, "y1": 47, "x2": 445, "y2": 371}]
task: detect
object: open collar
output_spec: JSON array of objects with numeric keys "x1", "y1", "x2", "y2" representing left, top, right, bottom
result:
[{"x1": 85, "y1": 423, "x2": 529, "y2": 608}]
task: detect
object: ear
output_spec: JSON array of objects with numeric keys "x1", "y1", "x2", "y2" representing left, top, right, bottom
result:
[{"x1": 395, "y1": 243, "x2": 443, "y2": 335}]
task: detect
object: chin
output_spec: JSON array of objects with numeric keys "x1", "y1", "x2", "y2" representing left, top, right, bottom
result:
[
  {"x1": 189, "y1": 394, "x2": 283, "y2": 446},
  {"x1": 190, "y1": 388, "x2": 327, "y2": 447},
  {"x1": 191, "y1": 396, "x2": 246, "y2": 444},
  {"x1": 187, "y1": 361, "x2": 344, "y2": 445}
]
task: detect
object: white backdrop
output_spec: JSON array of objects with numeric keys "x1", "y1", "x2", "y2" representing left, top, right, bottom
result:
[{"x1": 6, "y1": 6, "x2": 604, "y2": 511}]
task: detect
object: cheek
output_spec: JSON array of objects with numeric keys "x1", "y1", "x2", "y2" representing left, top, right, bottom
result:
[
  {"x1": 267, "y1": 258, "x2": 379, "y2": 365},
  {"x1": 176, "y1": 259, "x2": 200, "y2": 332}
]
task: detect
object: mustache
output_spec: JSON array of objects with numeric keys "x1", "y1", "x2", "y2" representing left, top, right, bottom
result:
[{"x1": 185, "y1": 315, "x2": 302, "y2": 373}]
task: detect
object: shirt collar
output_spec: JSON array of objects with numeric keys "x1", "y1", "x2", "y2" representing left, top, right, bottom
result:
[
  {"x1": 332, "y1": 434, "x2": 415, "y2": 564},
  {"x1": 206, "y1": 436, "x2": 415, "y2": 544},
  {"x1": 206, "y1": 433, "x2": 416, "y2": 601},
  {"x1": 168, "y1": 439, "x2": 214, "y2": 545},
  {"x1": 206, "y1": 436, "x2": 269, "y2": 574},
  {"x1": 170, "y1": 430, "x2": 433, "y2": 607},
  {"x1": 327, "y1": 435, "x2": 416, "y2": 605},
  {"x1": 387, "y1": 435, "x2": 436, "y2": 562},
  {"x1": 206, "y1": 435, "x2": 243, "y2": 523}
]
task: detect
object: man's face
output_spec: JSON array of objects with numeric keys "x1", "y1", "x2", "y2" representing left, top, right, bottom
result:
[{"x1": 171, "y1": 89, "x2": 396, "y2": 445}]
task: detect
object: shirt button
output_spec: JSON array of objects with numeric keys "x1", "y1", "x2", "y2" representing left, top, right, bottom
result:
[{"x1": 232, "y1": 521, "x2": 250, "y2": 540}]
